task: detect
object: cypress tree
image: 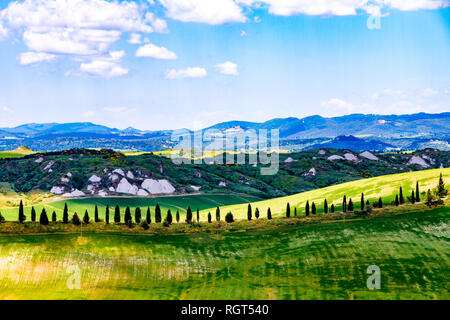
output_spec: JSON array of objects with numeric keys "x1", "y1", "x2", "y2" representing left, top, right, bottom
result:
[
  {"x1": 331, "y1": 204, "x2": 335, "y2": 213},
  {"x1": 426, "y1": 189, "x2": 433, "y2": 205},
  {"x1": 124, "y1": 206, "x2": 132, "y2": 224},
  {"x1": 286, "y1": 203, "x2": 290, "y2": 218},
  {"x1": 208, "y1": 212, "x2": 212, "y2": 223},
  {"x1": 248, "y1": 204, "x2": 252, "y2": 220},
  {"x1": 105, "y1": 205, "x2": 110, "y2": 224},
  {"x1": 114, "y1": 204, "x2": 120, "y2": 223},
  {"x1": 63, "y1": 202, "x2": 69, "y2": 223},
  {"x1": 312, "y1": 202, "x2": 316, "y2": 215},
  {"x1": 411, "y1": 190, "x2": 415, "y2": 204},
  {"x1": 176, "y1": 210, "x2": 180, "y2": 223},
  {"x1": 225, "y1": 212, "x2": 234, "y2": 223},
  {"x1": 294, "y1": 207, "x2": 297, "y2": 216},
  {"x1": 361, "y1": 193, "x2": 365, "y2": 210},
  {"x1": 52, "y1": 211, "x2": 57, "y2": 222},
  {"x1": 83, "y1": 210, "x2": 90, "y2": 224},
  {"x1": 267, "y1": 208, "x2": 272, "y2": 220},
  {"x1": 19, "y1": 200, "x2": 25, "y2": 223},
  {"x1": 166, "y1": 210, "x2": 173, "y2": 225},
  {"x1": 135, "y1": 207, "x2": 141, "y2": 224},
  {"x1": 343, "y1": 195, "x2": 347, "y2": 213},
  {"x1": 31, "y1": 206, "x2": 36, "y2": 222},
  {"x1": 324, "y1": 199, "x2": 328, "y2": 214},
  {"x1": 399, "y1": 187, "x2": 404, "y2": 204},
  {"x1": 155, "y1": 203, "x2": 162, "y2": 223},
  {"x1": 416, "y1": 181, "x2": 420, "y2": 202},
  {"x1": 437, "y1": 173, "x2": 448, "y2": 198},
  {"x1": 395, "y1": 194, "x2": 399, "y2": 206},
  {"x1": 72, "y1": 212, "x2": 81, "y2": 225},
  {"x1": 39, "y1": 208, "x2": 49, "y2": 225},
  {"x1": 186, "y1": 206, "x2": 192, "y2": 224},
  {"x1": 95, "y1": 205, "x2": 99, "y2": 222},
  {"x1": 216, "y1": 206, "x2": 220, "y2": 222},
  {"x1": 305, "y1": 201, "x2": 310, "y2": 216},
  {"x1": 196, "y1": 208, "x2": 200, "y2": 222},
  {"x1": 255, "y1": 208, "x2": 260, "y2": 219},
  {"x1": 146, "y1": 207, "x2": 151, "y2": 224},
  {"x1": 378, "y1": 197, "x2": 383, "y2": 208},
  {"x1": 348, "y1": 198, "x2": 354, "y2": 211}
]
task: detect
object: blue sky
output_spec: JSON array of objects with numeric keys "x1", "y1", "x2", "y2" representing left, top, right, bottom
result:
[{"x1": 0, "y1": 0, "x2": 449, "y2": 130}]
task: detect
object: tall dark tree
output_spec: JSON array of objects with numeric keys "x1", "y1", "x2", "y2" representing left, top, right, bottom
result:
[
  {"x1": 399, "y1": 187, "x2": 404, "y2": 204},
  {"x1": 361, "y1": 193, "x2": 365, "y2": 211},
  {"x1": 72, "y1": 212, "x2": 81, "y2": 225},
  {"x1": 286, "y1": 203, "x2": 290, "y2": 218},
  {"x1": 216, "y1": 207, "x2": 220, "y2": 222},
  {"x1": 166, "y1": 210, "x2": 173, "y2": 224},
  {"x1": 305, "y1": 201, "x2": 310, "y2": 216},
  {"x1": 31, "y1": 206, "x2": 36, "y2": 222},
  {"x1": 416, "y1": 181, "x2": 420, "y2": 202},
  {"x1": 248, "y1": 204, "x2": 253, "y2": 220},
  {"x1": 196, "y1": 208, "x2": 200, "y2": 222},
  {"x1": 324, "y1": 199, "x2": 328, "y2": 214},
  {"x1": 146, "y1": 207, "x2": 151, "y2": 224},
  {"x1": 267, "y1": 208, "x2": 272, "y2": 220},
  {"x1": 155, "y1": 203, "x2": 162, "y2": 223},
  {"x1": 176, "y1": 210, "x2": 180, "y2": 223},
  {"x1": 94, "y1": 205, "x2": 99, "y2": 222},
  {"x1": 83, "y1": 210, "x2": 90, "y2": 224},
  {"x1": 39, "y1": 208, "x2": 49, "y2": 225},
  {"x1": 124, "y1": 207, "x2": 132, "y2": 224},
  {"x1": 63, "y1": 202, "x2": 69, "y2": 223},
  {"x1": 255, "y1": 208, "x2": 260, "y2": 219},
  {"x1": 343, "y1": 196, "x2": 347, "y2": 213},
  {"x1": 52, "y1": 211, "x2": 57, "y2": 222},
  {"x1": 105, "y1": 205, "x2": 110, "y2": 224},
  {"x1": 225, "y1": 212, "x2": 234, "y2": 223},
  {"x1": 395, "y1": 194, "x2": 399, "y2": 206},
  {"x1": 114, "y1": 204, "x2": 121, "y2": 223},
  {"x1": 19, "y1": 200, "x2": 25, "y2": 223},
  {"x1": 437, "y1": 173, "x2": 448, "y2": 198},
  {"x1": 312, "y1": 202, "x2": 316, "y2": 215},
  {"x1": 330, "y1": 204, "x2": 335, "y2": 213},
  {"x1": 378, "y1": 197, "x2": 383, "y2": 208},
  {"x1": 208, "y1": 212, "x2": 212, "y2": 223},
  {"x1": 186, "y1": 206, "x2": 192, "y2": 224},
  {"x1": 411, "y1": 191, "x2": 415, "y2": 204},
  {"x1": 294, "y1": 207, "x2": 297, "y2": 216},
  {"x1": 426, "y1": 189, "x2": 433, "y2": 205},
  {"x1": 348, "y1": 198, "x2": 354, "y2": 211},
  {"x1": 135, "y1": 207, "x2": 142, "y2": 224}
]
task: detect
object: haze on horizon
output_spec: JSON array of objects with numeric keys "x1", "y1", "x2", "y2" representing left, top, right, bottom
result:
[{"x1": 0, "y1": 0, "x2": 449, "y2": 131}]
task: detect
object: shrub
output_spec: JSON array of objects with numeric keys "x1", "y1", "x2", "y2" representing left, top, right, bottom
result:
[
  {"x1": 436, "y1": 173, "x2": 448, "y2": 198},
  {"x1": 140, "y1": 221, "x2": 149, "y2": 230},
  {"x1": 83, "y1": 210, "x2": 90, "y2": 224},
  {"x1": 39, "y1": 208, "x2": 49, "y2": 225},
  {"x1": 225, "y1": 212, "x2": 234, "y2": 223},
  {"x1": 255, "y1": 208, "x2": 260, "y2": 219},
  {"x1": 0, "y1": 212, "x2": 5, "y2": 223},
  {"x1": 72, "y1": 213, "x2": 81, "y2": 225},
  {"x1": 162, "y1": 218, "x2": 170, "y2": 227}
]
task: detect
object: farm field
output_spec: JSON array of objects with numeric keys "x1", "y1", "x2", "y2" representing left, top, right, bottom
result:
[{"x1": 0, "y1": 205, "x2": 448, "y2": 300}]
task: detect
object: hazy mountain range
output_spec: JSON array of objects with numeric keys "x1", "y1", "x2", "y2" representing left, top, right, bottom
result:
[{"x1": 0, "y1": 112, "x2": 449, "y2": 152}]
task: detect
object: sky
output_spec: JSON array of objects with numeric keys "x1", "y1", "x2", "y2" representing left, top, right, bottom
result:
[{"x1": 0, "y1": 0, "x2": 449, "y2": 130}]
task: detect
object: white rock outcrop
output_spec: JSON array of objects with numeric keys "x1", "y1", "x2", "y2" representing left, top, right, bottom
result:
[
  {"x1": 109, "y1": 174, "x2": 120, "y2": 182},
  {"x1": 219, "y1": 181, "x2": 227, "y2": 187},
  {"x1": 302, "y1": 168, "x2": 317, "y2": 177},
  {"x1": 359, "y1": 151, "x2": 379, "y2": 161},
  {"x1": 407, "y1": 156, "x2": 430, "y2": 168},
  {"x1": 60, "y1": 177, "x2": 70, "y2": 183},
  {"x1": 327, "y1": 155, "x2": 345, "y2": 161},
  {"x1": 112, "y1": 168, "x2": 125, "y2": 176},
  {"x1": 88, "y1": 175, "x2": 102, "y2": 183},
  {"x1": 51, "y1": 186, "x2": 65, "y2": 195},
  {"x1": 318, "y1": 150, "x2": 326, "y2": 155},
  {"x1": 116, "y1": 178, "x2": 138, "y2": 195},
  {"x1": 62, "y1": 189, "x2": 85, "y2": 197},
  {"x1": 126, "y1": 171, "x2": 135, "y2": 179},
  {"x1": 98, "y1": 190, "x2": 108, "y2": 197},
  {"x1": 35, "y1": 157, "x2": 44, "y2": 163},
  {"x1": 67, "y1": 172, "x2": 73, "y2": 177},
  {"x1": 284, "y1": 157, "x2": 295, "y2": 163},
  {"x1": 190, "y1": 185, "x2": 201, "y2": 191},
  {"x1": 344, "y1": 153, "x2": 359, "y2": 162},
  {"x1": 137, "y1": 189, "x2": 149, "y2": 196},
  {"x1": 44, "y1": 160, "x2": 55, "y2": 171},
  {"x1": 141, "y1": 179, "x2": 175, "y2": 194}
]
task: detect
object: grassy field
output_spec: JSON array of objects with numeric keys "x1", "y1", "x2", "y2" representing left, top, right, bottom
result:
[
  {"x1": 210, "y1": 168, "x2": 450, "y2": 220},
  {"x1": 0, "y1": 146, "x2": 34, "y2": 159},
  {"x1": 0, "y1": 193, "x2": 262, "y2": 222},
  {"x1": 0, "y1": 205, "x2": 448, "y2": 300}
]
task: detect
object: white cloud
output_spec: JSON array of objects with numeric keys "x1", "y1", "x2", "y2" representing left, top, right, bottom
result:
[
  {"x1": 215, "y1": 61, "x2": 239, "y2": 76},
  {"x1": 321, "y1": 98, "x2": 355, "y2": 110},
  {"x1": 421, "y1": 87, "x2": 439, "y2": 97},
  {"x1": 76, "y1": 50, "x2": 128, "y2": 78},
  {"x1": 166, "y1": 67, "x2": 207, "y2": 79},
  {"x1": 18, "y1": 51, "x2": 58, "y2": 65},
  {"x1": 128, "y1": 33, "x2": 142, "y2": 44},
  {"x1": 103, "y1": 107, "x2": 137, "y2": 115},
  {"x1": 240, "y1": 30, "x2": 247, "y2": 36},
  {"x1": 1, "y1": 106, "x2": 13, "y2": 113},
  {"x1": 157, "y1": 0, "x2": 246, "y2": 24},
  {"x1": 136, "y1": 43, "x2": 178, "y2": 59},
  {"x1": 83, "y1": 110, "x2": 95, "y2": 117},
  {"x1": 386, "y1": 0, "x2": 448, "y2": 11}
]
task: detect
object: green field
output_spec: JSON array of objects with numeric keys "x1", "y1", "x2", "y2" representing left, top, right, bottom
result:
[
  {"x1": 0, "y1": 205, "x2": 448, "y2": 299},
  {"x1": 0, "y1": 193, "x2": 262, "y2": 222}
]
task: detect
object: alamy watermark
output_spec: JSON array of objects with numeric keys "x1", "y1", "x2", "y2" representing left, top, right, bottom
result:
[
  {"x1": 67, "y1": 265, "x2": 81, "y2": 290},
  {"x1": 170, "y1": 128, "x2": 280, "y2": 175},
  {"x1": 366, "y1": 265, "x2": 381, "y2": 290}
]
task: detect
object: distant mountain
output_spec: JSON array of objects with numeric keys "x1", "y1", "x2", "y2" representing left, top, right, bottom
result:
[{"x1": 306, "y1": 135, "x2": 396, "y2": 152}]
